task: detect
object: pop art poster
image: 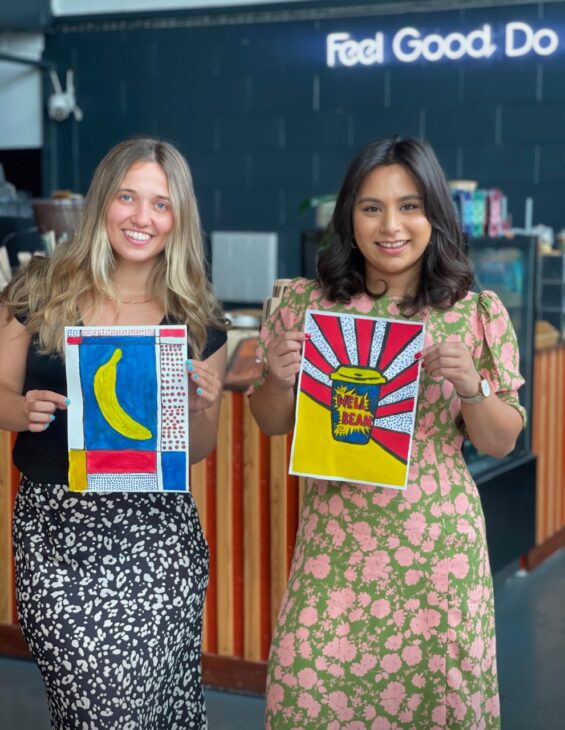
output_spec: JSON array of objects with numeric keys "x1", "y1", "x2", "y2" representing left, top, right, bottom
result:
[
  {"x1": 289, "y1": 311, "x2": 425, "y2": 489},
  {"x1": 64, "y1": 325, "x2": 189, "y2": 493}
]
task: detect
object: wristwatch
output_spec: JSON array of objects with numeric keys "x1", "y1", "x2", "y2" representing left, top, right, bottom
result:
[{"x1": 457, "y1": 378, "x2": 491, "y2": 404}]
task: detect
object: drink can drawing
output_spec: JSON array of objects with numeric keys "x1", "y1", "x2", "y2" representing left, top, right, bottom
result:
[{"x1": 329, "y1": 365, "x2": 387, "y2": 445}]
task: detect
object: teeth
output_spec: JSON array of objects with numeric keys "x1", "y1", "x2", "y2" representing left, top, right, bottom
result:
[
  {"x1": 378, "y1": 240, "x2": 407, "y2": 249},
  {"x1": 124, "y1": 229, "x2": 151, "y2": 241}
]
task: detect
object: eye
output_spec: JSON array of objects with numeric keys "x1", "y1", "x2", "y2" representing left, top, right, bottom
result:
[
  {"x1": 362, "y1": 205, "x2": 381, "y2": 214},
  {"x1": 119, "y1": 193, "x2": 133, "y2": 203},
  {"x1": 155, "y1": 200, "x2": 170, "y2": 212},
  {"x1": 400, "y1": 202, "x2": 420, "y2": 212}
]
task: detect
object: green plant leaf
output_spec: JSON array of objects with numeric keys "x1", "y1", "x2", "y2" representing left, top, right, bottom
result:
[{"x1": 298, "y1": 194, "x2": 337, "y2": 213}]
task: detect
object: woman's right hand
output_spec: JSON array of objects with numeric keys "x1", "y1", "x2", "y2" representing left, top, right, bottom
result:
[
  {"x1": 265, "y1": 332, "x2": 308, "y2": 391},
  {"x1": 22, "y1": 390, "x2": 69, "y2": 432}
]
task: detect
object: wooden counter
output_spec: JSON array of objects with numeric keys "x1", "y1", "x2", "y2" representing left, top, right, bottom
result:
[{"x1": 528, "y1": 343, "x2": 565, "y2": 567}]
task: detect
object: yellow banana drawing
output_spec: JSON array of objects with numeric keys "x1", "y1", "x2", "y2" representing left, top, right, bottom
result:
[{"x1": 93, "y1": 348, "x2": 152, "y2": 440}]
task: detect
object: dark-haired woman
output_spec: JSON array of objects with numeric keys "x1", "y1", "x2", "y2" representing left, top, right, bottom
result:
[{"x1": 250, "y1": 137, "x2": 524, "y2": 729}]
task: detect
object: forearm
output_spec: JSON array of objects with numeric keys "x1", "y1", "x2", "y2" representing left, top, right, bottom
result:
[
  {"x1": 189, "y1": 408, "x2": 221, "y2": 465},
  {"x1": 0, "y1": 387, "x2": 28, "y2": 432},
  {"x1": 463, "y1": 395, "x2": 524, "y2": 458},
  {"x1": 249, "y1": 375, "x2": 296, "y2": 436}
]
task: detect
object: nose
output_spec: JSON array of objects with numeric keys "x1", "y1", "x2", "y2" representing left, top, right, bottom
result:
[
  {"x1": 380, "y1": 208, "x2": 401, "y2": 236},
  {"x1": 130, "y1": 200, "x2": 151, "y2": 227}
]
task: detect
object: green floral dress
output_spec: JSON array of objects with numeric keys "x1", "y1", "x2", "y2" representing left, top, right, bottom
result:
[{"x1": 253, "y1": 278, "x2": 525, "y2": 730}]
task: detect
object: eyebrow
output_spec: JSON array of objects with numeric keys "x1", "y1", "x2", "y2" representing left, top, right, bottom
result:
[
  {"x1": 117, "y1": 187, "x2": 171, "y2": 201},
  {"x1": 357, "y1": 194, "x2": 422, "y2": 204}
]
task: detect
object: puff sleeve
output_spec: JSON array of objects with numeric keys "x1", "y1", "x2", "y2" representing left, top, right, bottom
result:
[{"x1": 476, "y1": 290, "x2": 527, "y2": 426}]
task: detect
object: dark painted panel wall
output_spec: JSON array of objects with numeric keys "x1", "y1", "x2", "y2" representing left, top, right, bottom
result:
[
  {"x1": 43, "y1": 2, "x2": 565, "y2": 277},
  {"x1": 0, "y1": 0, "x2": 50, "y2": 30}
]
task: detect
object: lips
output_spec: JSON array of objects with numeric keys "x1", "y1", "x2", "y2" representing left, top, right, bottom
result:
[
  {"x1": 122, "y1": 228, "x2": 153, "y2": 245},
  {"x1": 376, "y1": 239, "x2": 409, "y2": 250}
]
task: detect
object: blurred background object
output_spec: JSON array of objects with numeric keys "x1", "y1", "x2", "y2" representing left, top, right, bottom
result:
[{"x1": 31, "y1": 193, "x2": 84, "y2": 244}]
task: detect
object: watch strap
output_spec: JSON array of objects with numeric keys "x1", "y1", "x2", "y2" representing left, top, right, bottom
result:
[{"x1": 457, "y1": 378, "x2": 490, "y2": 404}]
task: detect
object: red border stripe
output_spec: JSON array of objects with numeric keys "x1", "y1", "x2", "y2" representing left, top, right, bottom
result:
[
  {"x1": 206, "y1": 451, "x2": 218, "y2": 653},
  {"x1": 86, "y1": 450, "x2": 157, "y2": 473},
  {"x1": 160, "y1": 328, "x2": 186, "y2": 337},
  {"x1": 231, "y1": 393, "x2": 244, "y2": 657}
]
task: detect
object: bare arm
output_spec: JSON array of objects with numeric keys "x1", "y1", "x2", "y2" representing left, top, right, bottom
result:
[
  {"x1": 249, "y1": 331, "x2": 306, "y2": 436},
  {"x1": 0, "y1": 307, "x2": 69, "y2": 432},
  {"x1": 187, "y1": 342, "x2": 227, "y2": 465},
  {"x1": 423, "y1": 342, "x2": 523, "y2": 458}
]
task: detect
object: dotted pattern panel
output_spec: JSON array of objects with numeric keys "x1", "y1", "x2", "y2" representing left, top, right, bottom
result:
[
  {"x1": 382, "y1": 331, "x2": 425, "y2": 381},
  {"x1": 159, "y1": 343, "x2": 188, "y2": 452},
  {"x1": 302, "y1": 359, "x2": 332, "y2": 387},
  {"x1": 340, "y1": 316, "x2": 359, "y2": 365},
  {"x1": 87, "y1": 473, "x2": 158, "y2": 492},
  {"x1": 66, "y1": 326, "x2": 157, "y2": 338},
  {"x1": 306, "y1": 313, "x2": 340, "y2": 369},
  {"x1": 374, "y1": 412, "x2": 414, "y2": 435},
  {"x1": 379, "y1": 381, "x2": 418, "y2": 406}
]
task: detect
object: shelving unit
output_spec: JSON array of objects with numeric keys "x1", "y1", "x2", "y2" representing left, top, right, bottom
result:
[{"x1": 537, "y1": 253, "x2": 565, "y2": 340}]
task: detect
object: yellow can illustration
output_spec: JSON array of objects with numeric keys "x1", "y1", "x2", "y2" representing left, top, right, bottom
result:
[{"x1": 330, "y1": 366, "x2": 387, "y2": 445}]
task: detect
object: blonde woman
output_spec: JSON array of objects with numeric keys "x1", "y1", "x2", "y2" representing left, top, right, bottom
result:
[{"x1": 0, "y1": 137, "x2": 227, "y2": 729}]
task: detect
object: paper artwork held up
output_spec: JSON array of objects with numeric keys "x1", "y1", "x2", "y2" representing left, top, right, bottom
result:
[
  {"x1": 290, "y1": 310, "x2": 425, "y2": 489},
  {"x1": 64, "y1": 325, "x2": 189, "y2": 493}
]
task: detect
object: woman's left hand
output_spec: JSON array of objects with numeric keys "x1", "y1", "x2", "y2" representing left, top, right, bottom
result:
[
  {"x1": 422, "y1": 342, "x2": 481, "y2": 398},
  {"x1": 186, "y1": 359, "x2": 223, "y2": 413}
]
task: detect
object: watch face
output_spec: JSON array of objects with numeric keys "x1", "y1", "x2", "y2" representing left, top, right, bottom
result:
[{"x1": 480, "y1": 379, "x2": 491, "y2": 398}]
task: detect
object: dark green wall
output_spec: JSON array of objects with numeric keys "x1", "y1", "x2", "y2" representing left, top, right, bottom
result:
[
  {"x1": 43, "y1": 2, "x2": 565, "y2": 276},
  {"x1": 0, "y1": 0, "x2": 50, "y2": 30}
]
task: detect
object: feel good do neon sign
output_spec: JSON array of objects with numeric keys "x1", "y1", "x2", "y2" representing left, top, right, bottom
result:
[{"x1": 326, "y1": 22, "x2": 560, "y2": 67}]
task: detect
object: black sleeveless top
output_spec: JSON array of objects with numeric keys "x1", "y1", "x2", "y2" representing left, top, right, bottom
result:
[{"x1": 13, "y1": 319, "x2": 227, "y2": 483}]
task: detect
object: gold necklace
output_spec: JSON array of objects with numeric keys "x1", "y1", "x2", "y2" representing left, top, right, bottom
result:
[{"x1": 117, "y1": 297, "x2": 153, "y2": 305}]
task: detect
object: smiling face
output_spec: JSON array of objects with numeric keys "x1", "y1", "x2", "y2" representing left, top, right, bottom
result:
[
  {"x1": 105, "y1": 160, "x2": 174, "y2": 269},
  {"x1": 352, "y1": 163, "x2": 433, "y2": 297}
]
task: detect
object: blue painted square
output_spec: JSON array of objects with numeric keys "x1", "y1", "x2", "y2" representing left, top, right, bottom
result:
[
  {"x1": 161, "y1": 451, "x2": 188, "y2": 492},
  {"x1": 80, "y1": 340, "x2": 157, "y2": 451}
]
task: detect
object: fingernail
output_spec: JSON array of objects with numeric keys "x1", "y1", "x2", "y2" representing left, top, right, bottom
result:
[
  {"x1": 305, "y1": 334, "x2": 312, "y2": 340},
  {"x1": 255, "y1": 357, "x2": 263, "y2": 364},
  {"x1": 49, "y1": 415, "x2": 55, "y2": 422},
  {"x1": 414, "y1": 352, "x2": 422, "y2": 360},
  {"x1": 64, "y1": 398, "x2": 71, "y2": 405},
  {"x1": 192, "y1": 373, "x2": 199, "y2": 381},
  {"x1": 196, "y1": 387, "x2": 203, "y2": 396},
  {"x1": 43, "y1": 422, "x2": 50, "y2": 429},
  {"x1": 186, "y1": 360, "x2": 193, "y2": 371}
]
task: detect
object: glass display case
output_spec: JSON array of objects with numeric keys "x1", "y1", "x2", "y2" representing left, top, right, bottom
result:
[
  {"x1": 464, "y1": 235, "x2": 537, "y2": 480},
  {"x1": 537, "y1": 252, "x2": 565, "y2": 339}
]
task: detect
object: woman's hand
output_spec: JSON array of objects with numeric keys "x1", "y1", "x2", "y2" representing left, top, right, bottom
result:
[
  {"x1": 186, "y1": 359, "x2": 223, "y2": 413},
  {"x1": 265, "y1": 332, "x2": 308, "y2": 391},
  {"x1": 422, "y1": 342, "x2": 481, "y2": 398},
  {"x1": 22, "y1": 390, "x2": 69, "y2": 432}
]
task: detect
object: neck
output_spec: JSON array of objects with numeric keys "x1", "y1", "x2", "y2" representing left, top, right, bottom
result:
[
  {"x1": 365, "y1": 271, "x2": 419, "y2": 299},
  {"x1": 112, "y1": 261, "x2": 153, "y2": 300}
]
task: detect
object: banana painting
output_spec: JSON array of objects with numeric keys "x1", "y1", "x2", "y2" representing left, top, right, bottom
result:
[{"x1": 93, "y1": 348, "x2": 152, "y2": 440}]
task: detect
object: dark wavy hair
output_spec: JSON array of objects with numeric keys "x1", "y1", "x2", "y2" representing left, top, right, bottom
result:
[{"x1": 317, "y1": 136, "x2": 474, "y2": 312}]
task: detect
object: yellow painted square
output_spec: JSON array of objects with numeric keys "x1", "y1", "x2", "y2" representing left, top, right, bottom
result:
[{"x1": 68, "y1": 450, "x2": 88, "y2": 492}]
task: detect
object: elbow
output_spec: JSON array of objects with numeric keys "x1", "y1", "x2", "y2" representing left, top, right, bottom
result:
[
  {"x1": 261, "y1": 423, "x2": 292, "y2": 437},
  {"x1": 483, "y1": 437, "x2": 518, "y2": 460}
]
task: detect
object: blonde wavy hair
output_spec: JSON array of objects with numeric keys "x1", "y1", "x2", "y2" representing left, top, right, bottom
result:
[{"x1": 1, "y1": 136, "x2": 224, "y2": 358}]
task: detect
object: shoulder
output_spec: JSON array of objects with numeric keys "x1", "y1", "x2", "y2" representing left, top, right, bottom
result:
[
  {"x1": 445, "y1": 289, "x2": 505, "y2": 316},
  {"x1": 284, "y1": 277, "x2": 318, "y2": 300}
]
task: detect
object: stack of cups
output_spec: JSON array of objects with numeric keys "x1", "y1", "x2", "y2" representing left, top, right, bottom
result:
[{"x1": 262, "y1": 278, "x2": 291, "y2": 321}]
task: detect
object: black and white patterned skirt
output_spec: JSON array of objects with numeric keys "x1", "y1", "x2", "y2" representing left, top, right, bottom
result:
[{"x1": 13, "y1": 475, "x2": 209, "y2": 729}]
